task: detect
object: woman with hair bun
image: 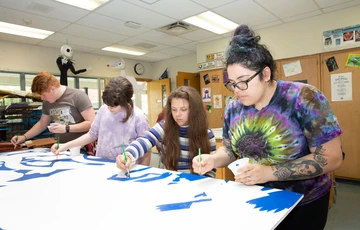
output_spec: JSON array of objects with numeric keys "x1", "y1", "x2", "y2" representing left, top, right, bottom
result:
[{"x1": 192, "y1": 25, "x2": 343, "y2": 229}]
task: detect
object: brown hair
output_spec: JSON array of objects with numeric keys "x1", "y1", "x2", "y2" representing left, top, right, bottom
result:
[
  {"x1": 31, "y1": 71, "x2": 60, "y2": 94},
  {"x1": 162, "y1": 86, "x2": 210, "y2": 172},
  {"x1": 102, "y1": 76, "x2": 134, "y2": 122}
]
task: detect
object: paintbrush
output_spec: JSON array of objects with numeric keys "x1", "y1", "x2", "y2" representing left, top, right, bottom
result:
[
  {"x1": 198, "y1": 148, "x2": 202, "y2": 176},
  {"x1": 56, "y1": 137, "x2": 60, "y2": 159},
  {"x1": 122, "y1": 144, "x2": 130, "y2": 178},
  {"x1": 14, "y1": 135, "x2": 18, "y2": 149}
]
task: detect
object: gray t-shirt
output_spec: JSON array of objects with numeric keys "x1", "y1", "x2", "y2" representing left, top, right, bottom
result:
[{"x1": 42, "y1": 87, "x2": 93, "y2": 143}]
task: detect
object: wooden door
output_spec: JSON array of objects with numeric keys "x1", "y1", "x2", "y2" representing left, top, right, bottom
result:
[
  {"x1": 321, "y1": 48, "x2": 360, "y2": 180},
  {"x1": 176, "y1": 72, "x2": 200, "y2": 92},
  {"x1": 147, "y1": 78, "x2": 171, "y2": 127},
  {"x1": 276, "y1": 54, "x2": 320, "y2": 88}
]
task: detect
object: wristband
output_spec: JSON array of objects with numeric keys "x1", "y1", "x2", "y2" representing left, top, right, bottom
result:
[{"x1": 23, "y1": 134, "x2": 28, "y2": 140}]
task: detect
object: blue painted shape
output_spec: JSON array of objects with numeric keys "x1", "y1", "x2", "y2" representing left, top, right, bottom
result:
[
  {"x1": 261, "y1": 186, "x2": 273, "y2": 191},
  {"x1": 170, "y1": 172, "x2": 205, "y2": 184},
  {"x1": 9, "y1": 169, "x2": 72, "y2": 182},
  {"x1": 246, "y1": 190, "x2": 303, "y2": 213},
  {"x1": 15, "y1": 169, "x2": 32, "y2": 174},
  {"x1": 0, "y1": 161, "x2": 13, "y2": 171},
  {"x1": 108, "y1": 172, "x2": 172, "y2": 182},
  {"x1": 156, "y1": 198, "x2": 212, "y2": 211},
  {"x1": 2, "y1": 149, "x2": 36, "y2": 156},
  {"x1": 194, "y1": 192, "x2": 207, "y2": 198},
  {"x1": 19, "y1": 155, "x2": 104, "y2": 168}
]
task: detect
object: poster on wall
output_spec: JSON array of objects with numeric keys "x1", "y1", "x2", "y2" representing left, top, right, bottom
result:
[
  {"x1": 213, "y1": 94, "x2": 222, "y2": 108},
  {"x1": 199, "y1": 52, "x2": 225, "y2": 70},
  {"x1": 202, "y1": 88, "x2": 211, "y2": 102},
  {"x1": 331, "y1": 72, "x2": 352, "y2": 102},
  {"x1": 323, "y1": 24, "x2": 360, "y2": 50},
  {"x1": 345, "y1": 53, "x2": 360, "y2": 68},
  {"x1": 212, "y1": 75, "x2": 219, "y2": 83},
  {"x1": 326, "y1": 56, "x2": 339, "y2": 72},
  {"x1": 283, "y1": 60, "x2": 302, "y2": 77},
  {"x1": 203, "y1": 74, "x2": 211, "y2": 85}
]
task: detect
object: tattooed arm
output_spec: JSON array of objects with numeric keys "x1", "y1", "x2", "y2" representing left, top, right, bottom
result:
[
  {"x1": 211, "y1": 138, "x2": 237, "y2": 168},
  {"x1": 272, "y1": 136, "x2": 343, "y2": 181}
]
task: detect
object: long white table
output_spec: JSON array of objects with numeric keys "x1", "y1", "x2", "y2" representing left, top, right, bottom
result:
[{"x1": 0, "y1": 148, "x2": 303, "y2": 230}]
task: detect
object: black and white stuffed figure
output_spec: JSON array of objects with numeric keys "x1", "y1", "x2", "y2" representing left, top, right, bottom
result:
[{"x1": 56, "y1": 45, "x2": 90, "y2": 86}]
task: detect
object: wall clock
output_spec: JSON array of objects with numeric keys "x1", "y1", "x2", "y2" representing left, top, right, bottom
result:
[{"x1": 134, "y1": 63, "x2": 145, "y2": 75}]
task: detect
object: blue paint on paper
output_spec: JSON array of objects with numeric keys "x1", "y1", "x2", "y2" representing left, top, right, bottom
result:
[
  {"x1": 9, "y1": 169, "x2": 72, "y2": 182},
  {"x1": 170, "y1": 172, "x2": 205, "y2": 184},
  {"x1": 156, "y1": 198, "x2": 212, "y2": 211},
  {"x1": 130, "y1": 166, "x2": 152, "y2": 172},
  {"x1": 108, "y1": 172, "x2": 172, "y2": 182},
  {"x1": 0, "y1": 161, "x2": 13, "y2": 171},
  {"x1": 246, "y1": 190, "x2": 303, "y2": 213},
  {"x1": 261, "y1": 186, "x2": 273, "y2": 191},
  {"x1": 19, "y1": 156, "x2": 104, "y2": 168},
  {"x1": 194, "y1": 192, "x2": 207, "y2": 198}
]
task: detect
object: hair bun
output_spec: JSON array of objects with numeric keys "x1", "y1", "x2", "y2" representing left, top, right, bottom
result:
[{"x1": 232, "y1": 24, "x2": 260, "y2": 47}]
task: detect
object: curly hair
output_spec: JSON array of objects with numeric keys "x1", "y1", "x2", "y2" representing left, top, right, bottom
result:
[
  {"x1": 225, "y1": 24, "x2": 277, "y2": 81},
  {"x1": 162, "y1": 86, "x2": 210, "y2": 172},
  {"x1": 31, "y1": 71, "x2": 60, "y2": 94},
  {"x1": 102, "y1": 77, "x2": 134, "y2": 122}
]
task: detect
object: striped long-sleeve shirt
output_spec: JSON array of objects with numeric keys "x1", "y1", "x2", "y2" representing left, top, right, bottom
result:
[{"x1": 126, "y1": 120, "x2": 217, "y2": 177}]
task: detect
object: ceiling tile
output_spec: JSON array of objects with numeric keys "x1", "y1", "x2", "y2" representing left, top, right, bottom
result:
[
  {"x1": 46, "y1": 33, "x2": 109, "y2": 49},
  {"x1": 95, "y1": 0, "x2": 175, "y2": 29},
  {"x1": 140, "y1": 30, "x2": 192, "y2": 46},
  {"x1": 213, "y1": 0, "x2": 279, "y2": 28},
  {"x1": 255, "y1": 0, "x2": 319, "y2": 19},
  {"x1": 179, "y1": 29, "x2": 222, "y2": 41},
  {"x1": 157, "y1": 47, "x2": 194, "y2": 56},
  {"x1": 0, "y1": 6, "x2": 69, "y2": 31},
  {"x1": 76, "y1": 13, "x2": 152, "y2": 36},
  {"x1": 60, "y1": 24, "x2": 128, "y2": 43},
  {"x1": 0, "y1": 0, "x2": 89, "y2": 22},
  {"x1": 124, "y1": 0, "x2": 207, "y2": 20}
]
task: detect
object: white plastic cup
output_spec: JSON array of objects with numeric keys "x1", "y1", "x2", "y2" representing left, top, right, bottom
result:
[
  {"x1": 69, "y1": 146, "x2": 81, "y2": 157},
  {"x1": 228, "y1": 157, "x2": 250, "y2": 176}
]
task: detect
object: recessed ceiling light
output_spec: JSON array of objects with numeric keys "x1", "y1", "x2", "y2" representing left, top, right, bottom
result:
[
  {"x1": 55, "y1": 0, "x2": 109, "y2": 11},
  {"x1": 0, "y1": 21, "x2": 54, "y2": 39},
  {"x1": 183, "y1": 11, "x2": 238, "y2": 34},
  {"x1": 102, "y1": 46, "x2": 147, "y2": 56}
]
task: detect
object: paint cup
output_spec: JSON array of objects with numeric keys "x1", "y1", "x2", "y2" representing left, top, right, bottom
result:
[
  {"x1": 228, "y1": 158, "x2": 249, "y2": 176},
  {"x1": 69, "y1": 146, "x2": 81, "y2": 157}
]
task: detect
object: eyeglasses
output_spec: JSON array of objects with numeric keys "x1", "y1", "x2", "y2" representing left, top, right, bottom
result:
[{"x1": 224, "y1": 68, "x2": 264, "y2": 92}]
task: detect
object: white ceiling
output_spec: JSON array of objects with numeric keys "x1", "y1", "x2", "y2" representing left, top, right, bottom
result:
[{"x1": 0, "y1": 0, "x2": 359, "y2": 63}]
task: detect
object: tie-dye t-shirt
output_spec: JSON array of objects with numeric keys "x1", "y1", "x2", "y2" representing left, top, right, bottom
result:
[{"x1": 223, "y1": 80, "x2": 342, "y2": 205}]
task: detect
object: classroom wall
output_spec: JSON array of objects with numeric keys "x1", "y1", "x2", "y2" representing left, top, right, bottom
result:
[
  {"x1": 0, "y1": 40, "x2": 154, "y2": 80},
  {"x1": 196, "y1": 5, "x2": 360, "y2": 63},
  {"x1": 152, "y1": 53, "x2": 198, "y2": 90},
  {"x1": 0, "y1": 38, "x2": 197, "y2": 91}
]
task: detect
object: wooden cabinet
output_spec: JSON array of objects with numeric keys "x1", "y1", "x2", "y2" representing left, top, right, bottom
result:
[
  {"x1": 276, "y1": 54, "x2": 320, "y2": 88},
  {"x1": 199, "y1": 69, "x2": 233, "y2": 128},
  {"x1": 321, "y1": 48, "x2": 360, "y2": 180},
  {"x1": 276, "y1": 49, "x2": 360, "y2": 180}
]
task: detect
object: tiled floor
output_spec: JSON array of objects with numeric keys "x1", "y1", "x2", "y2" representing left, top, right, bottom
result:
[
  {"x1": 325, "y1": 179, "x2": 360, "y2": 230},
  {"x1": 150, "y1": 153, "x2": 360, "y2": 229}
]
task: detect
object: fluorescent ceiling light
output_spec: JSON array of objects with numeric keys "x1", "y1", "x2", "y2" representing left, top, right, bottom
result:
[
  {"x1": 55, "y1": 0, "x2": 109, "y2": 11},
  {"x1": 183, "y1": 11, "x2": 239, "y2": 34},
  {"x1": 0, "y1": 21, "x2": 54, "y2": 39},
  {"x1": 102, "y1": 46, "x2": 147, "y2": 56}
]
